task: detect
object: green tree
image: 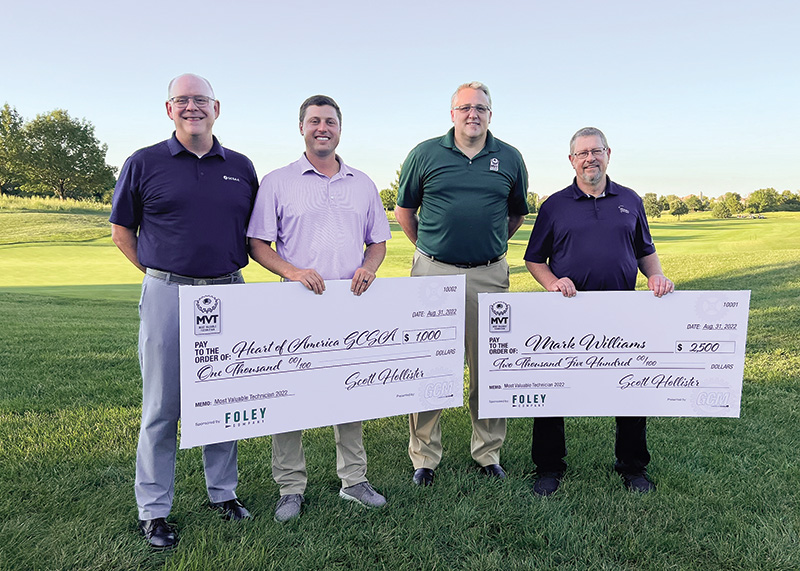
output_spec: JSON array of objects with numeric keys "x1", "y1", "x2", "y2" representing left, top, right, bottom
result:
[
  {"x1": 669, "y1": 199, "x2": 689, "y2": 220},
  {"x1": 0, "y1": 103, "x2": 26, "y2": 194},
  {"x1": 20, "y1": 109, "x2": 116, "y2": 201},
  {"x1": 526, "y1": 192, "x2": 538, "y2": 214},
  {"x1": 685, "y1": 194, "x2": 710, "y2": 212},
  {"x1": 643, "y1": 193, "x2": 661, "y2": 219},
  {"x1": 663, "y1": 194, "x2": 681, "y2": 210},
  {"x1": 722, "y1": 192, "x2": 744, "y2": 215},
  {"x1": 712, "y1": 201, "x2": 731, "y2": 219},
  {"x1": 779, "y1": 190, "x2": 800, "y2": 211},
  {"x1": 746, "y1": 188, "x2": 780, "y2": 213},
  {"x1": 380, "y1": 167, "x2": 401, "y2": 211},
  {"x1": 658, "y1": 195, "x2": 670, "y2": 211}
]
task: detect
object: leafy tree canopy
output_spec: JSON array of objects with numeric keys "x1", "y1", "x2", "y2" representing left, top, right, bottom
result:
[
  {"x1": 669, "y1": 199, "x2": 689, "y2": 220},
  {"x1": 20, "y1": 109, "x2": 117, "y2": 201},
  {"x1": 643, "y1": 193, "x2": 661, "y2": 219}
]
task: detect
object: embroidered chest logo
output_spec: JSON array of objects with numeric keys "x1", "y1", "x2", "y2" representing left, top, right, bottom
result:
[
  {"x1": 618, "y1": 205, "x2": 630, "y2": 214},
  {"x1": 223, "y1": 175, "x2": 241, "y2": 182},
  {"x1": 489, "y1": 158, "x2": 499, "y2": 172}
]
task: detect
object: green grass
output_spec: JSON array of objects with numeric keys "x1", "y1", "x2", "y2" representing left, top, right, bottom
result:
[{"x1": 1, "y1": 203, "x2": 799, "y2": 570}]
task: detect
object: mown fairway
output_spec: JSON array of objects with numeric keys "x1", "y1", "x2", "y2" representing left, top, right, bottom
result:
[{"x1": 1, "y1": 203, "x2": 799, "y2": 570}]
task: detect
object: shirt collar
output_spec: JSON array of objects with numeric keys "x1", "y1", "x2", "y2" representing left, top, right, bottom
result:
[
  {"x1": 439, "y1": 127, "x2": 499, "y2": 158},
  {"x1": 569, "y1": 176, "x2": 617, "y2": 199},
  {"x1": 167, "y1": 133, "x2": 226, "y2": 159},
  {"x1": 298, "y1": 153, "x2": 353, "y2": 179}
]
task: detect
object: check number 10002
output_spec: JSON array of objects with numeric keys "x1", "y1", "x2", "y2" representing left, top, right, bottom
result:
[{"x1": 675, "y1": 341, "x2": 736, "y2": 353}]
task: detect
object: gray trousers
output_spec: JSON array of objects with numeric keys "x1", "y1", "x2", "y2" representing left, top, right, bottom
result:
[
  {"x1": 408, "y1": 251, "x2": 509, "y2": 469},
  {"x1": 135, "y1": 273, "x2": 240, "y2": 520}
]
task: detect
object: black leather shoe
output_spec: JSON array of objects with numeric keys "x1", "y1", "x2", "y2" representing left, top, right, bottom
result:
[
  {"x1": 412, "y1": 468, "x2": 434, "y2": 486},
  {"x1": 620, "y1": 471, "x2": 655, "y2": 493},
  {"x1": 138, "y1": 517, "x2": 177, "y2": 550},
  {"x1": 479, "y1": 464, "x2": 507, "y2": 479},
  {"x1": 210, "y1": 498, "x2": 252, "y2": 520},
  {"x1": 533, "y1": 471, "x2": 563, "y2": 496}
]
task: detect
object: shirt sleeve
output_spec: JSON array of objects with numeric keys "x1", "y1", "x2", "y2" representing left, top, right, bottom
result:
[
  {"x1": 109, "y1": 154, "x2": 142, "y2": 229},
  {"x1": 523, "y1": 200, "x2": 554, "y2": 263},
  {"x1": 396, "y1": 146, "x2": 423, "y2": 209},
  {"x1": 365, "y1": 179, "x2": 392, "y2": 245},
  {"x1": 507, "y1": 151, "x2": 530, "y2": 216},
  {"x1": 633, "y1": 197, "x2": 656, "y2": 259},
  {"x1": 246, "y1": 174, "x2": 279, "y2": 242}
]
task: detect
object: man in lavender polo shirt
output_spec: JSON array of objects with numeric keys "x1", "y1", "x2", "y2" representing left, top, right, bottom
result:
[
  {"x1": 247, "y1": 95, "x2": 391, "y2": 522},
  {"x1": 111, "y1": 74, "x2": 257, "y2": 549}
]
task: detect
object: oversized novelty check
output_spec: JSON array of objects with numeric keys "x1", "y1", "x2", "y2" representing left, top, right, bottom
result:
[
  {"x1": 478, "y1": 290, "x2": 750, "y2": 418},
  {"x1": 178, "y1": 275, "x2": 465, "y2": 448}
]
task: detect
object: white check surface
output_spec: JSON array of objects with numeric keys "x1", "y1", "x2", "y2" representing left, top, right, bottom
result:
[
  {"x1": 179, "y1": 275, "x2": 465, "y2": 448},
  {"x1": 478, "y1": 290, "x2": 750, "y2": 418}
]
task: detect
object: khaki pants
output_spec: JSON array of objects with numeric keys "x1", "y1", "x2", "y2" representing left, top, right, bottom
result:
[
  {"x1": 408, "y1": 251, "x2": 509, "y2": 469},
  {"x1": 272, "y1": 421, "x2": 367, "y2": 495}
]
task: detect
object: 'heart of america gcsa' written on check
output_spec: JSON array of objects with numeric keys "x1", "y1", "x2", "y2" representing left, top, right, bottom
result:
[
  {"x1": 478, "y1": 290, "x2": 750, "y2": 419},
  {"x1": 178, "y1": 275, "x2": 466, "y2": 448}
]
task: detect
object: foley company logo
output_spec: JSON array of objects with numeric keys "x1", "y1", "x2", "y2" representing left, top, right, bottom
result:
[
  {"x1": 511, "y1": 393, "x2": 547, "y2": 408},
  {"x1": 194, "y1": 295, "x2": 221, "y2": 335},
  {"x1": 489, "y1": 300, "x2": 510, "y2": 333},
  {"x1": 224, "y1": 407, "x2": 267, "y2": 427}
]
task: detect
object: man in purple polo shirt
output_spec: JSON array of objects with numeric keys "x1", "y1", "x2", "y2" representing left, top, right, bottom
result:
[
  {"x1": 247, "y1": 95, "x2": 391, "y2": 522},
  {"x1": 524, "y1": 127, "x2": 674, "y2": 497},
  {"x1": 110, "y1": 74, "x2": 258, "y2": 549}
]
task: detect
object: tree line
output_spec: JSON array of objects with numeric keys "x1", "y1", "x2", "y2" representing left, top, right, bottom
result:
[
  {"x1": 379, "y1": 164, "x2": 799, "y2": 220},
  {"x1": 640, "y1": 189, "x2": 800, "y2": 220},
  {"x1": 0, "y1": 104, "x2": 116, "y2": 201}
]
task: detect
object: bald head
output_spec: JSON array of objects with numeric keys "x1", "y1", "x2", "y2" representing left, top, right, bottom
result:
[{"x1": 168, "y1": 73, "x2": 215, "y2": 99}]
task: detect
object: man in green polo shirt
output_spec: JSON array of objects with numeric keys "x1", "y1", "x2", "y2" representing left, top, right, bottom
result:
[{"x1": 395, "y1": 81, "x2": 529, "y2": 486}]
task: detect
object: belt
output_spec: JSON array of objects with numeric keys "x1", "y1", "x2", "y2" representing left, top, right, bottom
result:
[
  {"x1": 146, "y1": 268, "x2": 242, "y2": 285},
  {"x1": 417, "y1": 249, "x2": 505, "y2": 269}
]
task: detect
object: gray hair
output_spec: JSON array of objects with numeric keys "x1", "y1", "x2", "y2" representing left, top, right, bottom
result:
[
  {"x1": 167, "y1": 73, "x2": 215, "y2": 99},
  {"x1": 451, "y1": 81, "x2": 492, "y2": 108},
  {"x1": 570, "y1": 127, "x2": 608, "y2": 154}
]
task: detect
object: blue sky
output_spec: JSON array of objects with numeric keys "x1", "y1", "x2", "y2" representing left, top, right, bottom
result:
[{"x1": 2, "y1": 0, "x2": 797, "y2": 198}]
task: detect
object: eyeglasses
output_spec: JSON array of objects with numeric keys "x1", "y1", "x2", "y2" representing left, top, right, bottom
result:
[
  {"x1": 572, "y1": 147, "x2": 607, "y2": 160},
  {"x1": 168, "y1": 95, "x2": 215, "y2": 108},
  {"x1": 452, "y1": 104, "x2": 491, "y2": 115}
]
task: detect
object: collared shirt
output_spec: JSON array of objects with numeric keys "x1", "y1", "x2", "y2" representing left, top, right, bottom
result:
[
  {"x1": 110, "y1": 133, "x2": 258, "y2": 277},
  {"x1": 397, "y1": 128, "x2": 528, "y2": 265},
  {"x1": 247, "y1": 154, "x2": 391, "y2": 280},
  {"x1": 524, "y1": 177, "x2": 656, "y2": 291}
]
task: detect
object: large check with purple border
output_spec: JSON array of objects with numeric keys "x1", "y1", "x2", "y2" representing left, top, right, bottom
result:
[
  {"x1": 178, "y1": 275, "x2": 465, "y2": 448},
  {"x1": 478, "y1": 290, "x2": 750, "y2": 418}
]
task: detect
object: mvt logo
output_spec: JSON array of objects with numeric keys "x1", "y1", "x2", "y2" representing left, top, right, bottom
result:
[
  {"x1": 194, "y1": 295, "x2": 221, "y2": 335},
  {"x1": 489, "y1": 300, "x2": 510, "y2": 333}
]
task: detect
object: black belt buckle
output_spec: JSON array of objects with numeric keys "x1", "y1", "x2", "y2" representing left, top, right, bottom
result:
[{"x1": 417, "y1": 249, "x2": 502, "y2": 268}]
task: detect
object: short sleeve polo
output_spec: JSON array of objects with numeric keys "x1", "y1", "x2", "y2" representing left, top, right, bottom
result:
[
  {"x1": 524, "y1": 178, "x2": 655, "y2": 291},
  {"x1": 247, "y1": 154, "x2": 391, "y2": 280},
  {"x1": 110, "y1": 134, "x2": 259, "y2": 277},
  {"x1": 397, "y1": 128, "x2": 528, "y2": 265}
]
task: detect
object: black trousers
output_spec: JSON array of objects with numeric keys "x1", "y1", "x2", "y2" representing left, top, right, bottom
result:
[{"x1": 531, "y1": 416, "x2": 650, "y2": 474}]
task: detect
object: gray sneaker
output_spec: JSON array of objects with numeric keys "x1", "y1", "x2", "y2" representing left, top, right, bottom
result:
[
  {"x1": 274, "y1": 494, "x2": 304, "y2": 522},
  {"x1": 339, "y1": 482, "x2": 387, "y2": 508}
]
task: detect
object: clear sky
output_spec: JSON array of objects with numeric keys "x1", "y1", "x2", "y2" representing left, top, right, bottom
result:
[{"x1": 2, "y1": 0, "x2": 797, "y2": 198}]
